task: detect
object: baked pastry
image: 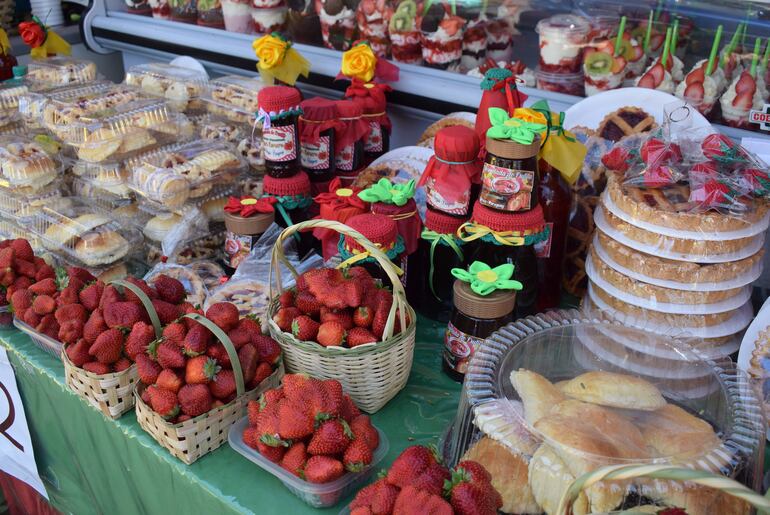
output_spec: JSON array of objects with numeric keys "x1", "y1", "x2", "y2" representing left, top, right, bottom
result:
[
  {"x1": 560, "y1": 371, "x2": 666, "y2": 411},
  {"x1": 189, "y1": 261, "x2": 226, "y2": 291},
  {"x1": 74, "y1": 230, "x2": 130, "y2": 266},
  {"x1": 145, "y1": 267, "x2": 207, "y2": 306},
  {"x1": 78, "y1": 128, "x2": 123, "y2": 163},
  {"x1": 199, "y1": 119, "x2": 244, "y2": 143},
  {"x1": 27, "y1": 58, "x2": 97, "y2": 85},
  {"x1": 632, "y1": 404, "x2": 721, "y2": 460},
  {"x1": 0, "y1": 139, "x2": 58, "y2": 189},
  {"x1": 204, "y1": 280, "x2": 269, "y2": 319},
  {"x1": 117, "y1": 127, "x2": 156, "y2": 155},
  {"x1": 132, "y1": 164, "x2": 191, "y2": 209},
  {"x1": 237, "y1": 138, "x2": 264, "y2": 170},
  {"x1": 528, "y1": 445, "x2": 589, "y2": 515},
  {"x1": 509, "y1": 369, "x2": 565, "y2": 426},
  {"x1": 597, "y1": 107, "x2": 657, "y2": 142},
  {"x1": 143, "y1": 213, "x2": 182, "y2": 243},
  {"x1": 202, "y1": 197, "x2": 227, "y2": 222},
  {"x1": 462, "y1": 437, "x2": 540, "y2": 514},
  {"x1": 417, "y1": 112, "x2": 476, "y2": 146},
  {"x1": 43, "y1": 213, "x2": 112, "y2": 247},
  {"x1": 472, "y1": 399, "x2": 540, "y2": 458},
  {"x1": 95, "y1": 262, "x2": 128, "y2": 282},
  {"x1": 645, "y1": 482, "x2": 750, "y2": 515}
]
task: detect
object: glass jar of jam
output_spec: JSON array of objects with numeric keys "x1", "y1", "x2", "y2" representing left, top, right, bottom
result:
[
  {"x1": 344, "y1": 81, "x2": 391, "y2": 166},
  {"x1": 443, "y1": 279, "x2": 515, "y2": 382},
  {"x1": 262, "y1": 171, "x2": 314, "y2": 256},
  {"x1": 299, "y1": 97, "x2": 338, "y2": 185},
  {"x1": 223, "y1": 197, "x2": 275, "y2": 275},
  {"x1": 258, "y1": 86, "x2": 303, "y2": 179},
  {"x1": 340, "y1": 213, "x2": 406, "y2": 287},
  {"x1": 334, "y1": 100, "x2": 369, "y2": 186},
  {"x1": 480, "y1": 134, "x2": 541, "y2": 213}
]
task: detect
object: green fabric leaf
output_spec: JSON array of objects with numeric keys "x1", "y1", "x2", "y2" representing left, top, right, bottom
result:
[
  {"x1": 487, "y1": 107, "x2": 509, "y2": 127},
  {"x1": 492, "y1": 264, "x2": 513, "y2": 281},
  {"x1": 358, "y1": 178, "x2": 415, "y2": 206},
  {"x1": 486, "y1": 108, "x2": 547, "y2": 145},
  {"x1": 452, "y1": 261, "x2": 522, "y2": 296}
]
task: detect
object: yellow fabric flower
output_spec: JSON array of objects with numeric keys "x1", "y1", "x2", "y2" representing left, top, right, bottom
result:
[
  {"x1": 341, "y1": 43, "x2": 377, "y2": 82},
  {"x1": 253, "y1": 34, "x2": 288, "y2": 70},
  {"x1": 513, "y1": 108, "x2": 548, "y2": 126}
]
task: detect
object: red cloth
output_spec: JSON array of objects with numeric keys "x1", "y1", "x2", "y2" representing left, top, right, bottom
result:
[
  {"x1": 258, "y1": 86, "x2": 302, "y2": 113},
  {"x1": 299, "y1": 97, "x2": 340, "y2": 144},
  {"x1": 344, "y1": 79, "x2": 392, "y2": 131},
  {"x1": 0, "y1": 471, "x2": 59, "y2": 515},
  {"x1": 312, "y1": 177, "x2": 370, "y2": 259},
  {"x1": 475, "y1": 71, "x2": 528, "y2": 156},
  {"x1": 425, "y1": 208, "x2": 467, "y2": 234},
  {"x1": 334, "y1": 100, "x2": 371, "y2": 149},
  {"x1": 371, "y1": 199, "x2": 422, "y2": 255}
]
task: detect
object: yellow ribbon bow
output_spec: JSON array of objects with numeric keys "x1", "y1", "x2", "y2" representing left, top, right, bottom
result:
[
  {"x1": 253, "y1": 33, "x2": 310, "y2": 86},
  {"x1": 457, "y1": 222, "x2": 548, "y2": 247},
  {"x1": 30, "y1": 29, "x2": 71, "y2": 59},
  {"x1": 530, "y1": 99, "x2": 586, "y2": 185}
]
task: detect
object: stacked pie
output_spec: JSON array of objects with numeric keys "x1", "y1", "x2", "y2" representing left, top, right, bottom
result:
[{"x1": 585, "y1": 174, "x2": 766, "y2": 354}]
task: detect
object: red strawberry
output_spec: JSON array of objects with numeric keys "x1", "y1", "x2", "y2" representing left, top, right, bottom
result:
[
  {"x1": 177, "y1": 415, "x2": 191, "y2": 423},
  {"x1": 156, "y1": 369, "x2": 183, "y2": 393},
  {"x1": 65, "y1": 339, "x2": 91, "y2": 367},
  {"x1": 185, "y1": 355, "x2": 221, "y2": 384},
  {"x1": 342, "y1": 281, "x2": 364, "y2": 308},
  {"x1": 15, "y1": 260, "x2": 36, "y2": 280},
  {"x1": 141, "y1": 388, "x2": 152, "y2": 405},
  {"x1": 68, "y1": 266, "x2": 96, "y2": 284},
  {"x1": 256, "y1": 400, "x2": 282, "y2": 439},
  {"x1": 307, "y1": 419, "x2": 353, "y2": 455},
  {"x1": 448, "y1": 461, "x2": 503, "y2": 515},
  {"x1": 648, "y1": 63, "x2": 664, "y2": 85},
  {"x1": 259, "y1": 388, "x2": 284, "y2": 411},
  {"x1": 184, "y1": 323, "x2": 212, "y2": 356},
  {"x1": 83, "y1": 309, "x2": 107, "y2": 343},
  {"x1": 317, "y1": 321, "x2": 347, "y2": 347},
  {"x1": 125, "y1": 322, "x2": 157, "y2": 360},
  {"x1": 247, "y1": 400, "x2": 261, "y2": 426},
  {"x1": 257, "y1": 440, "x2": 286, "y2": 463},
  {"x1": 412, "y1": 461, "x2": 451, "y2": 495},
  {"x1": 104, "y1": 302, "x2": 147, "y2": 329},
  {"x1": 394, "y1": 485, "x2": 452, "y2": 515},
  {"x1": 350, "y1": 478, "x2": 399, "y2": 515},
  {"x1": 56, "y1": 285, "x2": 80, "y2": 307},
  {"x1": 58, "y1": 320, "x2": 84, "y2": 345},
  {"x1": 294, "y1": 292, "x2": 322, "y2": 316},
  {"x1": 273, "y1": 307, "x2": 301, "y2": 331},
  {"x1": 36, "y1": 314, "x2": 59, "y2": 339},
  {"x1": 283, "y1": 374, "x2": 311, "y2": 402},
  {"x1": 162, "y1": 322, "x2": 187, "y2": 347},
  {"x1": 178, "y1": 383, "x2": 213, "y2": 417},
  {"x1": 0, "y1": 247, "x2": 15, "y2": 271},
  {"x1": 686, "y1": 66, "x2": 705, "y2": 85},
  {"x1": 278, "y1": 400, "x2": 315, "y2": 440},
  {"x1": 55, "y1": 303, "x2": 88, "y2": 325},
  {"x1": 99, "y1": 285, "x2": 123, "y2": 308},
  {"x1": 35, "y1": 264, "x2": 55, "y2": 282},
  {"x1": 291, "y1": 315, "x2": 319, "y2": 341},
  {"x1": 153, "y1": 340, "x2": 186, "y2": 369},
  {"x1": 227, "y1": 316, "x2": 261, "y2": 349},
  {"x1": 253, "y1": 334, "x2": 281, "y2": 365},
  {"x1": 136, "y1": 353, "x2": 162, "y2": 384},
  {"x1": 344, "y1": 438, "x2": 373, "y2": 472},
  {"x1": 153, "y1": 274, "x2": 186, "y2": 304},
  {"x1": 123, "y1": 277, "x2": 158, "y2": 305},
  {"x1": 350, "y1": 415, "x2": 379, "y2": 450},
  {"x1": 9, "y1": 239, "x2": 33, "y2": 262},
  {"x1": 147, "y1": 385, "x2": 180, "y2": 419},
  {"x1": 281, "y1": 442, "x2": 308, "y2": 477},
  {"x1": 371, "y1": 307, "x2": 389, "y2": 340},
  {"x1": 113, "y1": 358, "x2": 132, "y2": 372},
  {"x1": 637, "y1": 72, "x2": 657, "y2": 89},
  {"x1": 250, "y1": 362, "x2": 273, "y2": 389},
  {"x1": 320, "y1": 308, "x2": 353, "y2": 329},
  {"x1": 83, "y1": 362, "x2": 111, "y2": 375},
  {"x1": 22, "y1": 309, "x2": 40, "y2": 328},
  {"x1": 683, "y1": 81, "x2": 705, "y2": 103},
  {"x1": 205, "y1": 302, "x2": 240, "y2": 332},
  {"x1": 735, "y1": 71, "x2": 757, "y2": 95},
  {"x1": 348, "y1": 327, "x2": 377, "y2": 347},
  {"x1": 79, "y1": 281, "x2": 104, "y2": 311},
  {"x1": 238, "y1": 343, "x2": 259, "y2": 384},
  {"x1": 353, "y1": 306, "x2": 373, "y2": 328},
  {"x1": 10, "y1": 289, "x2": 32, "y2": 311},
  {"x1": 732, "y1": 90, "x2": 754, "y2": 110},
  {"x1": 207, "y1": 342, "x2": 232, "y2": 367},
  {"x1": 151, "y1": 300, "x2": 182, "y2": 325},
  {"x1": 89, "y1": 328, "x2": 124, "y2": 364},
  {"x1": 32, "y1": 295, "x2": 55, "y2": 315},
  {"x1": 209, "y1": 369, "x2": 237, "y2": 399},
  {"x1": 386, "y1": 445, "x2": 437, "y2": 488},
  {"x1": 278, "y1": 290, "x2": 295, "y2": 308},
  {"x1": 340, "y1": 394, "x2": 361, "y2": 423},
  {"x1": 304, "y1": 456, "x2": 344, "y2": 484}
]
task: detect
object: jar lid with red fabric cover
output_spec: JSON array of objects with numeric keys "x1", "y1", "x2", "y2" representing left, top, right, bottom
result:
[
  {"x1": 335, "y1": 100, "x2": 371, "y2": 149},
  {"x1": 258, "y1": 86, "x2": 302, "y2": 120},
  {"x1": 299, "y1": 97, "x2": 339, "y2": 143}
]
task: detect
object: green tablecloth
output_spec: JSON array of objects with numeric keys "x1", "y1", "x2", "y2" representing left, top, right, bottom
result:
[{"x1": 0, "y1": 315, "x2": 461, "y2": 515}]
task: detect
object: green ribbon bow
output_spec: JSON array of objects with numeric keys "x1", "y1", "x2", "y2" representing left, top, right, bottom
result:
[
  {"x1": 530, "y1": 99, "x2": 576, "y2": 145},
  {"x1": 486, "y1": 108, "x2": 547, "y2": 145},
  {"x1": 262, "y1": 193, "x2": 312, "y2": 242},
  {"x1": 358, "y1": 178, "x2": 416, "y2": 207},
  {"x1": 451, "y1": 261, "x2": 522, "y2": 296},
  {"x1": 421, "y1": 229, "x2": 464, "y2": 300}
]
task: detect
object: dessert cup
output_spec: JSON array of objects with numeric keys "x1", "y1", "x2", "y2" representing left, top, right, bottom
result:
[
  {"x1": 421, "y1": 16, "x2": 465, "y2": 70},
  {"x1": 536, "y1": 68, "x2": 584, "y2": 96},
  {"x1": 390, "y1": 30, "x2": 422, "y2": 64},
  {"x1": 169, "y1": 0, "x2": 198, "y2": 23},
  {"x1": 222, "y1": 0, "x2": 256, "y2": 32},
  {"x1": 536, "y1": 14, "x2": 589, "y2": 74},
  {"x1": 197, "y1": 0, "x2": 224, "y2": 27},
  {"x1": 485, "y1": 19, "x2": 512, "y2": 62},
  {"x1": 287, "y1": 0, "x2": 323, "y2": 45},
  {"x1": 461, "y1": 17, "x2": 487, "y2": 71},
  {"x1": 319, "y1": 4, "x2": 356, "y2": 51},
  {"x1": 149, "y1": 0, "x2": 171, "y2": 18},
  {"x1": 356, "y1": 0, "x2": 392, "y2": 57},
  {"x1": 252, "y1": 4, "x2": 287, "y2": 32}
]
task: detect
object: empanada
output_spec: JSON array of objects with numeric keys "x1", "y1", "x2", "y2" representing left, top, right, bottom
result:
[{"x1": 561, "y1": 371, "x2": 666, "y2": 411}]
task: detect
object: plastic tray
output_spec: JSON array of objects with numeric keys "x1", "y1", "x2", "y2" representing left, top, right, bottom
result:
[
  {"x1": 26, "y1": 57, "x2": 98, "y2": 87},
  {"x1": 0, "y1": 82, "x2": 29, "y2": 127},
  {"x1": 203, "y1": 75, "x2": 263, "y2": 124},
  {"x1": 0, "y1": 177, "x2": 71, "y2": 221},
  {"x1": 70, "y1": 159, "x2": 132, "y2": 199},
  {"x1": 0, "y1": 218, "x2": 48, "y2": 255},
  {"x1": 125, "y1": 62, "x2": 209, "y2": 112},
  {"x1": 0, "y1": 135, "x2": 62, "y2": 190},
  {"x1": 229, "y1": 417, "x2": 388, "y2": 508},
  {"x1": 196, "y1": 115, "x2": 264, "y2": 171},
  {"x1": 13, "y1": 318, "x2": 62, "y2": 357}
]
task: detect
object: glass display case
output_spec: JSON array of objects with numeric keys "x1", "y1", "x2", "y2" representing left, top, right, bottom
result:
[{"x1": 82, "y1": 0, "x2": 770, "y2": 137}]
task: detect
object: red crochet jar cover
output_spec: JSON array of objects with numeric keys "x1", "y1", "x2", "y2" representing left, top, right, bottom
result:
[
  {"x1": 344, "y1": 213, "x2": 398, "y2": 253},
  {"x1": 471, "y1": 201, "x2": 545, "y2": 233},
  {"x1": 263, "y1": 171, "x2": 311, "y2": 197},
  {"x1": 371, "y1": 198, "x2": 422, "y2": 255}
]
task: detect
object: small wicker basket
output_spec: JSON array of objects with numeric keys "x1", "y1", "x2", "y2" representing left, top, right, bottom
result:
[
  {"x1": 135, "y1": 313, "x2": 285, "y2": 465},
  {"x1": 60, "y1": 280, "x2": 161, "y2": 420},
  {"x1": 266, "y1": 219, "x2": 416, "y2": 414}
]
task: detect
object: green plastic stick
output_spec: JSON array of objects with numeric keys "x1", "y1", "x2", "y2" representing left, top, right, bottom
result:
[
  {"x1": 654, "y1": 0, "x2": 663, "y2": 21},
  {"x1": 614, "y1": 16, "x2": 627, "y2": 57},
  {"x1": 750, "y1": 36, "x2": 761, "y2": 77},
  {"x1": 705, "y1": 25, "x2": 723, "y2": 76},
  {"x1": 723, "y1": 23, "x2": 743, "y2": 71},
  {"x1": 450, "y1": 0, "x2": 456, "y2": 16},
  {"x1": 671, "y1": 18, "x2": 679, "y2": 54},
  {"x1": 762, "y1": 38, "x2": 770, "y2": 71},
  {"x1": 643, "y1": 10, "x2": 654, "y2": 52},
  {"x1": 661, "y1": 26, "x2": 672, "y2": 67}
]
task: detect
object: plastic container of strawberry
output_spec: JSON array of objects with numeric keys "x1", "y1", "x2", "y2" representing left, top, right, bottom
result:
[
  {"x1": 13, "y1": 318, "x2": 62, "y2": 356},
  {"x1": 228, "y1": 417, "x2": 389, "y2": 508}
]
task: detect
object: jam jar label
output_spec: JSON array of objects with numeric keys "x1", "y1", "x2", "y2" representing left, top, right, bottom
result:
[
  {"x1": 336, "y1": 144, "x2": 355, "y2": 171},
  {"x1": 425, "y1": 176, "x2": 469, "y2": 216},
  {"x1": 224, "y1": 231, "x2": 253, "y2": 269},
  {"x1": 443, "y1": 321, "x2": 484, "y2": 375},
  {"x1": 480, "y1": 163, "x2": 534, "y2": 212},
  {"x1": 364, "y1": 122, "x2": 383, "y2": 152},
  {"x1": 262, "y1": 125, "x2": 297, "y2": 162},
  {"x1": 535, "y1": 222, "x2": 553, "y2": 258},
  {"x1": 301, "y1": 136, "x2": 331, "y2": 170}
]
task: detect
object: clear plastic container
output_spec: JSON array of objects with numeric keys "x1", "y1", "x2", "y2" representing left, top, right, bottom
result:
[
  {"x1": 124, "y1": 62, "x2": 209, "y2": 113},
  {"x1": 13, "y1": 318, "x2": 62, "y2": 356},
  {"x1": 0, "y1": 82, "x2": 29, "y2": 127},
  {"x1": 26, "y1": 57, "x2": 98, "y2": 87},
  {"x1": 0, "y1": 218, "x2": 48, "y2": 256},
  {"x1": 535, "y1": 14, "x2": 590, "y2": 73},
  {"x1": 0, "y1": 135, "x2": 62, "y2": 190},
  {"x1": 445, "y1": 310, "x2": 764, "y2": 514},
  {"x1": 229, "y1": 417, "x2": 389, "y2": 508},
  {"x1": 536, "y1": 67, "x2": 585, "y2": 97},
  {"x1": 70, "y1": 160, "x2": 132, "y2": 199},
  {"x1": 197, "y1": 114, "x2": 264, "y2": 172},
  {"x1": 127, "y1": 139, "x2": 245, "y2": 211},
  {"x1": 0, "y1": 177, "x2": 71, "y2": 221},
  {"x1": 203, "y1": 75, "x2": 263, "y2": 125}
]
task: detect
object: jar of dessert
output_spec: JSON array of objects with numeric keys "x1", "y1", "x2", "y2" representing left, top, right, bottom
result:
[
  {"x1": 170, "y1": 0, "x2": 198, "y2": 23},
  {"x1": 443, "y1": 271, "x2": 517, "y2": 382},
  {"x1": 481, "y1": 133, "x2": 541, "y2": 213},
  {"x1": 258, "y1": 86, "x2": 303, "y2": 179},
  {"x1": 359, "y1": 178, "x2": 422, "y2": 256},
  {"x1": 197, "y1": 0, "x2": 225, "y2": 27},
  {"x1": 223, "y1": 196, "x2": 276, "y2": 274},
  {"x1": 299, "y1": 97, "x2": 339, "y2": 189},
  {"x1": 535, "y1": 14, "x2": 590, "y2": 74},
  {"x1": 221, "y1": 0, "x2": 256, "y2": 33},
  {"x1": 338, "y1": 213, "x2": 406, "y2": 287},
  {"x1": 344, "y1": 80, "x2": 391, "y2": 166},
  {"x1": 286, "y1": 0, "x2": 323, "y2": 45},
  {"x1": 333, "y1": 100, "x2": 369, "y2": 186}
]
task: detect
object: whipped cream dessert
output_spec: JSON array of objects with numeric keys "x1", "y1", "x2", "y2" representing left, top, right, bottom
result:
[
  {"x1": 536, "y1": 14, "x2": 589, "y2": 73},
  {"x1": 721, "y1": 70, "x2": 764, "y2": 126}
]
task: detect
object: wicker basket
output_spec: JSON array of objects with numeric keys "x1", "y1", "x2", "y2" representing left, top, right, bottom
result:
[
  {"x1": 59, "y1": 280, "x2": 162, "y2": 420},
  {"x1": 135, "y1": 313, "x2": 285, "y2": 464},
  {"x1": 266, "y1": 219, "x2": 416, "y2": 414}
]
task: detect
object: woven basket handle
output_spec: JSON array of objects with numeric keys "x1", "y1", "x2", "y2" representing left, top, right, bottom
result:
[
  {"x1": 182, "y1": 313, "x2": 245, "y2": 396},
  {"x1": 110, "y1": 279, "x2": 162, "y2": 339},
  {"x1": 556, "y1": 464, "x2": 770, "y2": 515},
  {"x1": 268, "y1": 219, "x2": 408, "y2": 341}
]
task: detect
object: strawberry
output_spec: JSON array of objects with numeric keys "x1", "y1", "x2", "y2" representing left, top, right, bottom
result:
[
  {"x1": 123, "y1": 277, "x2": 158, "y2": 305},
  {"x1": 184, "y1": 323, "x2": 212, "y2": 356},
  {"x1": 227, "y1": 316, "x2": 261, "y2": 349},
  {"x1": 37, "y1": 314, "x2": 59, "y2": 339},
  {"x1": 153, "y1": 340, "x2": 186, "y2": 369},
  {"x1": 257, "y1": 441, "x2": 286, "y2": 463},
  {"x1": 99, "y1": 285, "x2": 123, "y2": 308},
  {"x1": 185, "y1": 355, "x2": 221, "y2": 384},
  {"x1": 307, "y1": 419, "x2": 353, "y2": 455},
  {"x1": 79, "y1": 281, "x2": 104, "y2": 311},
  {"x1": 353, "y1": 306, "x2": 373, "y2": 328},
  {"x1": 177, "y1": 415, "x2": 191, "y2": 423},
  {"x1": 83, "y1": 362, "x2": 111, "y2": 375},
  {"x1": 10, "y1": 289, "x2": 33, "y2": 311},
  {"x1": 317, "y1": 321, "x2": 346, "y2": 347},
  {"x1": 294, "y1": 292, "x2": 322, "y2": 316},
  {"x1": 386, "y1": 445, "x2": 437, "y2": 488},
  {"x1": 136, "y1": 353, "x2": 162, "y2": 384},
  {"x1": 14, "y1": 260, "x2": 36, "y2": 280},
  {"x1": 610, "y1": 55, "x2": 626, "y2": 74},
  {"x1": 68, "y1": 266, "x2": 96, "y2": 284},
  {"x1": 141, "y1": 388, "x2": 152, "y2": 405},
  {"x1": 250, "y1": 362, "x2": 273, "y2": 389},
  {"x1": 125, "y1": 322, "x2": 157, "y2": 359},
  {"x1": 207, "y1": 342, "x2": 232, "y2": 367},
  {"x1": 636, "y1": 72, "x2": 656, "y2": 89},
  {"x1": 151, "y1": 300, "x2": 182, "y2": 325},
  {"x1": 9, "y1": 277, "x2": 32, "y2": 299},
  {"x1": 56, "y1": 285, "x2": 80, "y2": 307},
  {"x1": 54, "y1": 303, "x2": 88, "y2": 325},
  {"x1": 257, "y1": 401, "x2": 283, "y2": 441},
  {"x1": 243, "y1": 425, "x2": 263, "y2": 450},
  {"x1": 65, "y1": 339, "x2": 91, "y2": 367},
  {"x1": 209, "y1": 369, "x2": 237, "y2": 399},
  {"x1": 83, "y1": 309, "x2": 107, "y2": 343},
  {"x1": 238, "y1": 343, "x2": 259, "y2": 384},
  {"x1": 732, "y1": 89, "x2": 754, "y2": 110},
  {"x1": 342, "y1": 281, "x2": 364, "y2": 308},
  {"x1": 350, "y1": 415, "x2": 379, "y2": 450},
  {"x1": 32, "y1": 295, "x2": 55, "y2": 315},
  {"x1": 35, "y1": 264, "x2": 55, "y2": 282},
  {"x1": 343, "y1": 438, "x2": 373, "y2": 472},
  {"x1": 371, "y1": 307, "x2": 389, "y2": 340},
  {"x1": 281, "y1": 442, "x2": 308, "y2": 477},
  {"x1": 346, "y1": 266, "x2": 376, "y2": 292},
  {"x1": 686, "y1": 66, "x2": 705, "y2": 85},
  {"x1": 104, "y1": 302, "x2": 147, "y2": 330},
  {"x1": 178, "y1": 383, "x2": 213, "y2": 417},
  {"x1": 156, "y1": 369, "x2": 183, "y2": 393},
  {"x1": 58, "y1": 320, "x2": 84, "y2": 345},
  {"x1": 273, "y1": 307, "x2": 301, "y2": 331},
  {"x1": 147, "y1": 385, "x2": 180, "y2": 419},
  {"x1": 113, "y1": 358, "x2": 132, "y2": 372},
  {"x1": 89, "y1": 328, "x2": 124, "y2": 364},
  {"x1": 320, "y1": 308, "x2": 353, "y2": 329},
  {"x1": 253, "y1": 335, "x2": 281, "y2": 365},
  {"x1": 153, "y1": 274, "x2": 186, "y2": 304},
  {"x1": 0, "y1": 247, "x2": 14, "y2": 271},
  {"x1": 205, "y1": 302, "x2": 240, "y2": 332},
  {"x1": 683, "y1": 81, "x2": 705, "y2": 103},
  {"x1": 304, "y1": 455, "x2": 344, "y2": 484},
  {"x1": 248, "y1": 400, "x2": 261, "y2": 426},
  {"x1": 283, "y1": 374, "x2": 311, "y2": 402},
  {"x1": 394, "y1": 485, "x2": 452, "y2": 515},
  {"x1": 340, "y1": 394, "x2": 361, "y2": 423},
  {"x1": 9, "y1": 239, "x2": 33, "y2": 262},
  {"x1": 278, "y1": 290, "x2": 295, "y2": 308},
  {"x1": 278, "y1": 400, "x2": 315, "y2": 440},
  {"x1": 350, "y1": 478, "x2": 399, "y2": 515},
  {"x1": 0, "y1": 267, "x2": 14, "y2": 288},
  {"x1": 412, "y1": 461, "x2": 451, "y2": 495},
  {"x1": 22, "y1": 309, "x2": 40, "y2": 328},
  {"x1": 447, "y1": 461, "x2": 503, "y2": 515},
  {"x1": 348, "y1": 327, "x2": 377, "y2": 347},
  {"x1": 291, "y1": 315, "x2": 319, "y2": 341},
  {"x1": 162, "y1": 322, "x2": 187, "y2": 347},
  {"x1": 735, "y1": 71, "x2": 757, "y2": 95}
]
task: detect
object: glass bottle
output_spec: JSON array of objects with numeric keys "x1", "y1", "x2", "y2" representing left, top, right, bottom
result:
[
  {"x1": 480, "y1": 135, "x2": 541, "y2": 213},
  {"x1": 258, "y1": 86, "x2": 303, "y2": 179},
  {"x1": 299, "y1": 97, "x2": 338, "y2": 184}
]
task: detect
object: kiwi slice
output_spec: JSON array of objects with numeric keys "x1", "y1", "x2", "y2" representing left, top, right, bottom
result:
[
  {"x1": 585, "y1": 52, "x2": 612, "y2": 75},
  {"x1": 398, "y1": 0, "x2": 416, "y2": 18},
  {"x1": 390, "y1": 11, "x2": 411, "y2": 32},
  {"x1": 618, "y1": 39, "x2": 635, "y2": 61}
]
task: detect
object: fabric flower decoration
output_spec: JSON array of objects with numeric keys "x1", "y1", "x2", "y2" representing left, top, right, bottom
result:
[
  {"x1": 486, "y1": 108, "x2": 547, "y2": 145},
  {"x1": 18, "y1": 17, "x2": 71, "y2": 58},
  {"x1": 451, "y1": 261, "x2": 522, "y2": 296},
  {"x1": 358, "y1": 178, "x2": 416, "y2": 206},
  {"x1": 341, "y1": 42, "x2": 378, "y2": 82},
  {"x1": 315, "y1": 177, "x2": 368, "y2": 210},
  {"x1": 224, "y1": 196, "x2": 276, "y2": 217},
  {"x1": 513, "y1": 108, "x2": 548, "y2": 126},
  {"x1": 252, "y1": 32, "x2": 310, "y2": 86}
]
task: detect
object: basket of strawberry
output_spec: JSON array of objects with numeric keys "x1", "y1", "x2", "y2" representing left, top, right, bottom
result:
[
  {"x1": 229, "y1": 374, "x2": 388, "y2": 508},
  {"x1": 266, "y1": 220, "x2": 416, "y2": 414},
  {"x1": 134, "y1": 302, "x2": 284, "y2": 464}
]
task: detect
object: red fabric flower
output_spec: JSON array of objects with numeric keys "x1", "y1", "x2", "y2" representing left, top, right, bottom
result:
[
  {"x1": 314, "y1": 177, "x2": 368, "y2": 211},
  {"x1": 224, "y1": 196, "x2": 276, "y2": 217},
  {"x1": 19, "y1": 21, "x2": 45, "y2": 48}
]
